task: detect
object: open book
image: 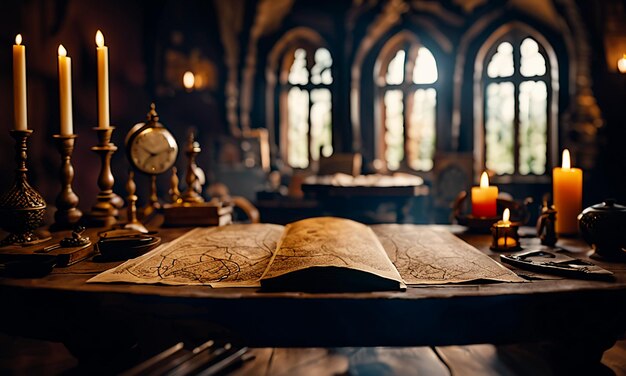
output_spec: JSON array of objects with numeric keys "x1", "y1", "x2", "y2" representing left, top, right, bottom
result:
[{"x1": 89, "y1": 217, "x2": 523, "y2": 291}]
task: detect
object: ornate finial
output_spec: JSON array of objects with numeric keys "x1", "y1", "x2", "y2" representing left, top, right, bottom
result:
[
  {"x1": 537, "y1": 197, "x2": 558, "y2": 247},
  {"x1": 169, "y1": 167, "x2": 182, "y2": 204},
  {"x1": 146, "y1": 102, "x2": 159, "y2": 123},
  {"x1": 181, "y1": 132, "x2": 204, "y2": 203}
]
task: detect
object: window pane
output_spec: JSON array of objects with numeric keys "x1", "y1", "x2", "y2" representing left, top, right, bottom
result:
[
  {"x1": 487, "y1": 42, "x2": 514, "y2": 78},
  {"x1": 311, "y1": 48, "x2": 333, "y2": 85},
  {"x1": 407, "y1": 88, "x2": 436, "y2": 171},
  {"x1": 520, "y1": 38, "x2": 546, "y2": 77},
  {"x1": 287, "y1": 87, "x2": 310, "y2": 168},
  {"x1": 413, "y1": 47, "x2": 438, "y2": 84},
  {"x1": 288, "y1": 48, "x2": 309, "y2": 85},
  {"x1": 485, "y1": 82, "x2": 515, "y2": 174},
  {"x1": 519, "y1": 80, "x2": 547, "y2": 175},
  {"x1": 310, "y1": 88, "x2": 333, "y2": 161},
  {"x1": 384, "y1": 90, "x2": 404, "y2": 171},
  {"x1": 386, "y1": 50, "x2": 405, "y2": 85}
]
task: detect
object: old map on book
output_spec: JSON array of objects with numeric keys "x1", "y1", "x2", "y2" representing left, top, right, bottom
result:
[
  {"x1": 89, "y1": 224, "x2": 283, "y2": 287},
  {"x1": 88, "y1": 218, "x2": 523, "y2": 288}
]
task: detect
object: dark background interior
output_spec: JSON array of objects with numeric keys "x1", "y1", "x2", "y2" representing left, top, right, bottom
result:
[{"x1": 0, "y1": 0, "x2": 624, "y2": 224}]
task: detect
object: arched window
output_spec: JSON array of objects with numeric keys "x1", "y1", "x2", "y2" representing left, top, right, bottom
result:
[
  {"x1": 279, "y1": 46, "x2": 333, "y2": 169},
  {"x1": 477, "y1": 29, "x2": 557, "y2": 177},
  {"x1": 376, "y1": 35, "x2": 438, "y2": 172}
]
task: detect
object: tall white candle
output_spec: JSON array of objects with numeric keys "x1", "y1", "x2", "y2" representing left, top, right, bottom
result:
[
  {"x1": 58, "y1": 45, "x2": 73, "y2": 135},
  {"x1": 96, "y1": 30, "x2": 109, "y2": 128},
  {"x1": 13, "y1": 34, "x2": 27, "y2": 131}
]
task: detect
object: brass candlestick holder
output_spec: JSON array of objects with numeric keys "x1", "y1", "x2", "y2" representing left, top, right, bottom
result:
[
  {"x1": 181, "y1": 133, "x2": 204, "y2": 203},
  {"x1": 87, "y1": 126, "x2": 118, "y2": 227},
  {"x1": 51, "y1": 134, "x2": 82, "y2": 230},
  {"x1": 0, "y1": 130, "x2": 47, "y2": 245}
]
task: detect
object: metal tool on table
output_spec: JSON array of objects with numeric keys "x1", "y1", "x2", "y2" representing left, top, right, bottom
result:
[{"x1": 500, "y1": 249, "x2": 614, "y2": 281}]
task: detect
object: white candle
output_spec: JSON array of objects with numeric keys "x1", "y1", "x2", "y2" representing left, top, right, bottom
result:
[
  {"x1": 96, "y1": 30, "x2": 109, "y2": 128},
  {"x1": 58, "y1": 45, "x2": 73, "y2": 135},
  {"x1": 13, "y1": 34, "x2": 27, "y2": 131}
]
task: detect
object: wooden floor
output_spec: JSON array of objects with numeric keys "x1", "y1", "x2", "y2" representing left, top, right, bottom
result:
[{"x1": 1, "y1": 334, "x2": 624, "y2": 375}]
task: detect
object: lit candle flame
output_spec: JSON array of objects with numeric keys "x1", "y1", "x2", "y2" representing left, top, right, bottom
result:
[
  {"x1": 58, "y1": 44, "x2": 67, "y2": 57},
  {"x1": 479, "y1": 171, "x2": 490, "y2": 188},
  {"x1": 15, "y1": 34, "x2": 22, "y2": 45},
  {"x1": 183, "y1": 71, "x2": 195, "y2": 90},
  {"x1": 562, "y1": 149, "x2": 571, "y2": 169},
  {"x1": 95, "y1": 30, "x2": 104, "y2": 48},
  {"x1": 503, "y1": 208, "x2": 510, "y2": 223},
  {"x1": 618, "y1": 54, "x2": 626, "y2": 74}
]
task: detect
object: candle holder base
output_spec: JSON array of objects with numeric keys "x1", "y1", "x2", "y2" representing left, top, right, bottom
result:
[{"x1": 0, "y1": 130, "x2": 48, "y2": 246}]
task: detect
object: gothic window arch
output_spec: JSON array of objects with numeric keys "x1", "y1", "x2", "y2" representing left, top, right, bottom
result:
[
  {"x1": 266, "y1": 28, "x2": 333, "y2": 170},
  {"x1": 474, "y1": 24, "x2": 559, "y2": 178},
  {"x1": 375, "y1": 32, "x2": 438, "y2": 172}
]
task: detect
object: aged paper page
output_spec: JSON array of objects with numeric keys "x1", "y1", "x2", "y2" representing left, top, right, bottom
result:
[
  {"x1": 261, "y1": 217, "x2": 404, "y2": 288},
  {"x1": 88, "y1": 224, "x2": 283, "y2": 287},
  {"x1": 371, "y1": 224, "x2": 525, "y2": 284}
]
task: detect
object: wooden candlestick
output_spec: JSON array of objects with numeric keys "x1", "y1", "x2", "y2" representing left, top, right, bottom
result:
[
  {"x1": 169, "y1": 167, "x2": 182, "y2": 204},
  {"x1": 181, "y1": 133, "x2": 204, "y2": 204},
  {"x1": 124, "y1": 170, "x2": 148, "y2": 233},
  {"x1": 51, "y1": 134, "x2": 82, "y2": 230},
  {"x1": 86, "y1": 126, "x2": 118, "y2": 227},
  {"x1": 0, "y1": 130, "x2": 48, "y2": 245}
]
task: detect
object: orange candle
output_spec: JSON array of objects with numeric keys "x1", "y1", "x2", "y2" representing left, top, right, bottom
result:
[
  {"x1": 553, "y1": 149, "x2": 582, "y2": 235},
  {"x1": 472, "y1": 171, "x2": 498, "y2": 217}
]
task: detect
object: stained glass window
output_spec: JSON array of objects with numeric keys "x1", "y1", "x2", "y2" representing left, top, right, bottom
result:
[
  {"x1": 483, "y1": 36, "x2": 552, "y2": 176},
  {"x1": 282, "y1": 47, "x2": 333, "y2": 168},
  {"x1": 378, "y1": 41, "x2": 438, "y2": 172}
]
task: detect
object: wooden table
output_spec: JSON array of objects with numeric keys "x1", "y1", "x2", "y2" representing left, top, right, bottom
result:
[{"x1": 1, "y1": 225, "x2": 625, "y2": 372}]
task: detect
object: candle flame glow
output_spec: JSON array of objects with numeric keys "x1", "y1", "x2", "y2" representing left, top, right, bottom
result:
[
  {"x1": 562, "y1": 149, "x2": 571, "y2": 169},
  {"x1": 95, "y1": 30, "x2": 104, "y2": 48},
  {"x1": 58, "y1": 44, "x2": 67, "y2": 57},
  {"x1": 619, "y1": 54, "x2": 626, "y2": 74},
  {"x1": 183, "y1": 71, "x2": 195, "y2": 90},
  {"x1": 503, "y1": 208, "x2": 510, "y2": 222},
  {"x1": 15, "y1": 34, "x2": 22, "y2": 45},
  {"x1": 479, "y1": 171, "x2": 490, "y2": 188}
]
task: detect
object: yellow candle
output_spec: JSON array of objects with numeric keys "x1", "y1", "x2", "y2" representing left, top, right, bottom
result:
[
  {"x1": 96, "y1": 30, "x2": 109, "y2": 128},
  {"x1": 471, "y1": 171, "x2": 498, "y2": 217},
  {"x1": 553, "y1": 149, "x2": 582, "y2": 235},
  {"x1": 58, "y1": 45, "x2": 73, "y2": 136},
  {"x1": 13, "y1": 34, "x2": 27, "y2": 131}
]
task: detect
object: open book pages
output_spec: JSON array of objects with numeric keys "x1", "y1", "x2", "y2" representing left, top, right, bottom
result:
[
  {"x1": 88, "y1": 224, "x2": 282, "y2": 287},
  {"x1": 372, "y1": 224, "x2": 525, "y2": 284},
  {"x1": 259, "y1": 217, "x2": 405, "y2": 291},
  {"x1": 89, "y1": 218, "x2": 523, "y2": 289}
]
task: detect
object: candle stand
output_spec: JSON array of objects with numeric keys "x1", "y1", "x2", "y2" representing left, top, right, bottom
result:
[
  {"x1": 0, "y1": 130, "x2": 48, "y2": 245},
  {"x1": 490, "y1": 222, "x2": 522, "y2": 252},
  {"x1": 50, "y1": 134, "x2": 82, "y2": 230},
  {"x1": 181, "y1": 133, "x2": 204, "y2": 204},
  {"x1": 86, "y1": 126, "x2": 118, "y2": 227}
]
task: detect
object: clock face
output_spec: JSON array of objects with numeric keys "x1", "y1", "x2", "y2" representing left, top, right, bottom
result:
[{"x1": 129, "y1": 128, "x2": 178, "y2": 174}]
